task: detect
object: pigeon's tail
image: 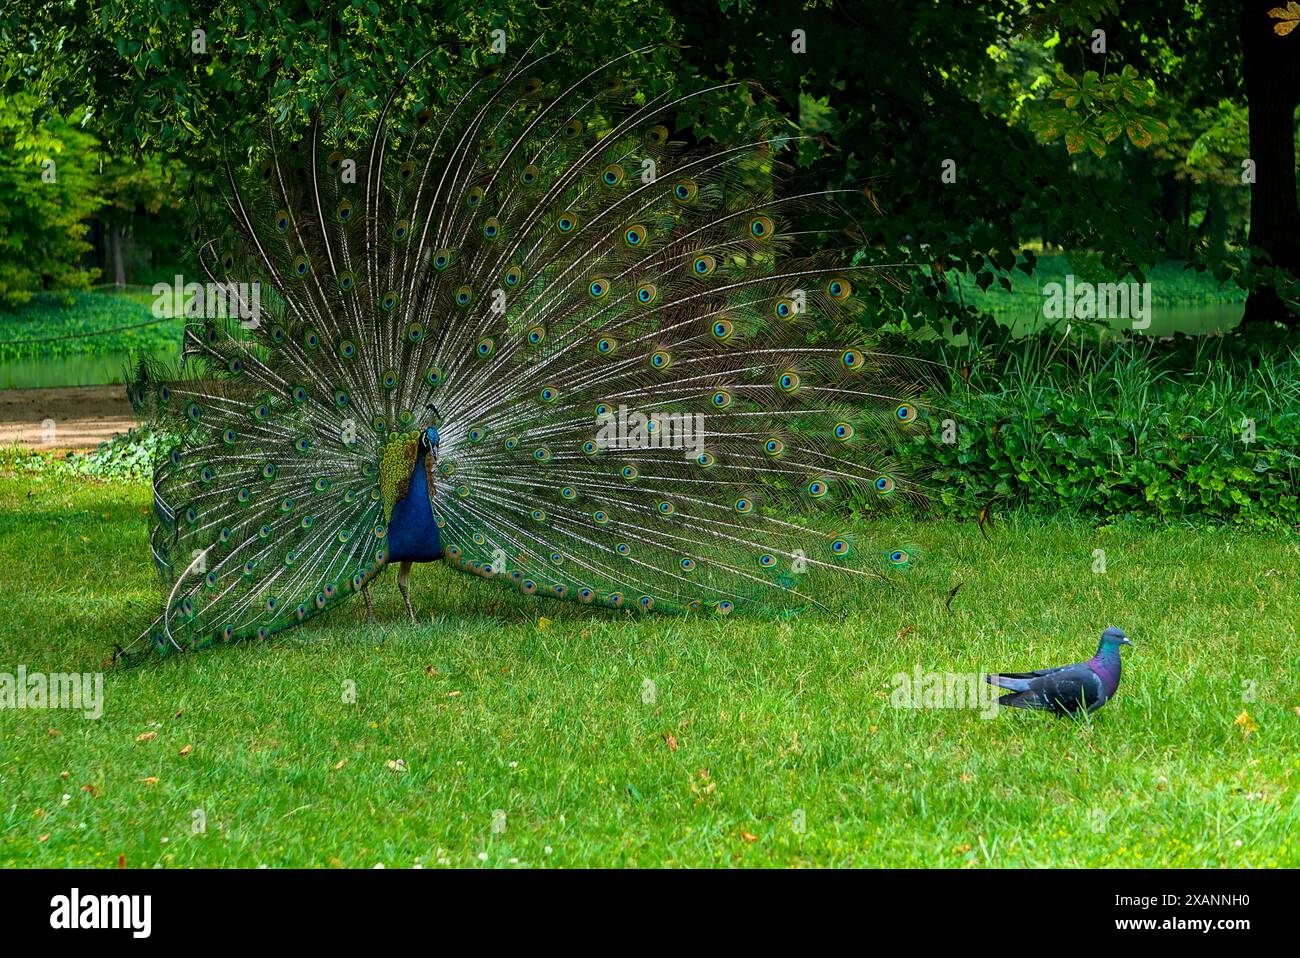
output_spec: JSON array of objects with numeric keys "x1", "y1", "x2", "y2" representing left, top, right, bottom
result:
[
  {"x1": 984, "y1": 673, "x2": 1033, "y2": 692},
  {"x1": 991, "y1": 690, "x2": 1037, "y2": 710}
]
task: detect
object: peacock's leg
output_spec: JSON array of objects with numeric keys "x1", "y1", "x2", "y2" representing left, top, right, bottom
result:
[
  {"x1": 397, "y1": 560, "x2": 416, "y2": 624},
  {"x1": 362, "y1": 583, "x2": 375, "y2": 623}
]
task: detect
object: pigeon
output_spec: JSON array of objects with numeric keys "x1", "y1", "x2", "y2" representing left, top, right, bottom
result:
[{"x1": 985, "y1": 627, "x2": 1132, "y2": 716}]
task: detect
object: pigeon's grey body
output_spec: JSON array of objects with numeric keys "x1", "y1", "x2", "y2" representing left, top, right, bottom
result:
[{"x1": 985, "y1": 627, "x2": 1131, "y2": 715}]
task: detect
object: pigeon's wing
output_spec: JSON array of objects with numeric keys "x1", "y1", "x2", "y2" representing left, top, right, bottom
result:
[
  {"x1": 1000, "y1": 664, "x2": 1103, "y2": 714},
  {"x1": 1019, "y1": 665, "x2": 1102, "y2": 712}
]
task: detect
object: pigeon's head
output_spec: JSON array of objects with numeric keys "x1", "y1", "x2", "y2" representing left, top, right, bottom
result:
[{"x1": 1099, "y1": 626, "x2": 1132, "y2": 650}]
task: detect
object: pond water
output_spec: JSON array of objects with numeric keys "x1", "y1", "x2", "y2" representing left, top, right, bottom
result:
[
  {"x1": 0, "y1": 303, "x2": 1245, "y2": 390},
  {"x1": 0, "y1": 349, "x2": 179, "y2": 390}
]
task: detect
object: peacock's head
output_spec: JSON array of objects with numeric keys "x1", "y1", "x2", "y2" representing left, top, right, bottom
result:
[{"x1": 421, "y1": 404, "x2": 442, "y2": 458}]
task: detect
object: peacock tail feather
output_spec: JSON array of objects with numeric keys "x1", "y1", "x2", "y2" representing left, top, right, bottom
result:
[{"x1": 126, "y1": 45, "x2": 940, "y2": 657}]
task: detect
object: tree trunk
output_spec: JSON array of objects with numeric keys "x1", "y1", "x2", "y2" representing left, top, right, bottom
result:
[
  {"x1": 1202, "y1": 183, "x2": 1229, "y2": 259},
  {"x1": 111, "y1": 224, "x2": 127, "y2": 288},
  {"x1": 1240, "y1": 0, "x2": 1300, "y2": 326}
]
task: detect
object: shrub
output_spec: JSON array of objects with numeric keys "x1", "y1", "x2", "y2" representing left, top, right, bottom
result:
[{"x1": 905, "y1": 333, "x2": 1300, "y2": 530}]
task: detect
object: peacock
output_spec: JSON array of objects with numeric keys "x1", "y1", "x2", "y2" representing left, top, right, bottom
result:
[{"x1": 123, "y1": 45, "x2": 938, "y2": 658}]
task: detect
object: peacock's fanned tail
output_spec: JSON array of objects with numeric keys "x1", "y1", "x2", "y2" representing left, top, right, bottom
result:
[{"x1": 127, "y1": 47, "x2": 936, "y2": 657}]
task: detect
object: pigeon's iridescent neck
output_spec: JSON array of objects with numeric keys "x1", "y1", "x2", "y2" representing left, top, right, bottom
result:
[{"x1": 1090, "y1": 647, "x2": 1122, "y2": 688}]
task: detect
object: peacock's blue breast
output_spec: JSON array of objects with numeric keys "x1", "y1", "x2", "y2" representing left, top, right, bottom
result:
[{"x1": 386, "y1": 445, "x2": 442, "y2": 563}]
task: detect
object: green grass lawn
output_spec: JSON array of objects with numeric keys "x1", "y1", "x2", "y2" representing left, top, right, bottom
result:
[{"x1": 1, "y1": 467, "x2": 1297, "y2": 867}]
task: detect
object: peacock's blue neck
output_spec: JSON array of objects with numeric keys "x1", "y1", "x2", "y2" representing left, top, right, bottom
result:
[{"x1": 385, "y1": 444, "x2": 442, "y2": 563}]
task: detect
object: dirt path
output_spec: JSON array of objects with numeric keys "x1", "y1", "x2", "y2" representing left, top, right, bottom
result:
[{"x1": 0, "y1": 385, "x2": 138, "y2": 452}]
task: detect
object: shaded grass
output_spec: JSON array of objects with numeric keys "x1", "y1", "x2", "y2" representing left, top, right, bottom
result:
[{"x1": 1, "y1": 469, "x2": 1297, "y2": 867}]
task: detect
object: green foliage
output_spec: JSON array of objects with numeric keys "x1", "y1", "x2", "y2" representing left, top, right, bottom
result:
[
  {"x1": 1, "y1": 425, "x2": 172, "y2": 479},
  {"x1": 0, "y1": 92, "x2": 102, "y2": 307},
  {"x1": 1028, "y1": 64, "x2": 1169, "y2": 157},
  {"x1": 0, "y1": 290, "x2": 183, "y2": 360},
  {"x1": 2, "y1": 0, "x2": 682, "y2": 165},
  {"x1": 909, "y1": 336, "x2": 1300, "y2": 530}
]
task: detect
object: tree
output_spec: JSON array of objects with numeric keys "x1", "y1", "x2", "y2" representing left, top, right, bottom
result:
[
  {"x1": 1240, "y1": 0, "x2": 1300, "y2": 324},
  {"x1": 0, "y1": 92, "x2": 102, "y2": 306}
]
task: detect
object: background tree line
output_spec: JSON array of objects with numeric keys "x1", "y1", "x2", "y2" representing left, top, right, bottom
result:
[{"x1": 0, "y1": 0, "x2": 1296, "y2": 326}]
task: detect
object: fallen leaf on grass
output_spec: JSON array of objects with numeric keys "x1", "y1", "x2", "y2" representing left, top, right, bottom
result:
[
  {"x1": 139, "y1": 777, "x2": 159, "y2": 785},
  {"x1": 332, "y1": 759, "x2": 347, "y2": 772},
  {"x1": 1234, "y1": 710, "x2": 1260, "y2": 738},
  {"x1": 178, "y1": 744, "x2": 193, "y2": 757},
  {"x1": 663, "y1": 733, "x2": 678, "y2": 751},
  {"x1": 740, "y1": 831, "x2": 757, "y2": 843},
  {"x1": 447, "y1": 690, "x2": 461, "y2": 698},
  {"x1": 80, "y1": 785, "x2": 98, "y2": 798},
  {"x1": 135, "y1": 731, "x2": 157, "y2": 743},
  {"x1": 37, "y1": 834, "x2": 49, "y2": 843},
  {"x1": 386, "y1": 759, "x2": 408, "y2": 773}
]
